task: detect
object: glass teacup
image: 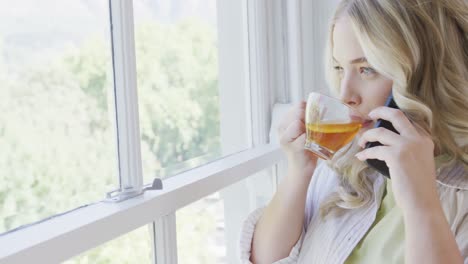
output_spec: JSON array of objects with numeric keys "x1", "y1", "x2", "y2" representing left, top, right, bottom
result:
[{"x1": 304, "y1": 92, "x2": 370, "y2": 160}]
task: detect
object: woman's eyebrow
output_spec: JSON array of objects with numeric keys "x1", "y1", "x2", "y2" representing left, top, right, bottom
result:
[
  {"x1": 333, "y1": 56, "x2": 367, "y2": 64},
  {"x1": 349, "y1": 57, "x2": 367, "y2": 64}
]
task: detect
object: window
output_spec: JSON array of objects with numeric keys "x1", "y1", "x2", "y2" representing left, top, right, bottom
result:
[
  {"x1": 0, "y1": 0, "x2": 328, "y2": 262},
  {"x1": 65, "y1": 225, "x2": 153, "y2": 264},
  {"x1": 0, "y1": 0, "x2": 117, "y2": 234},
  {"x1": 176, "y1": 167, "x2": 277, "y2": 264},
  {"x1": 176, "y1": 192, "x2": 226, "y2": 263},
  {"x1": 133, "y1": 0, "x2": 242, "y2": 183}
]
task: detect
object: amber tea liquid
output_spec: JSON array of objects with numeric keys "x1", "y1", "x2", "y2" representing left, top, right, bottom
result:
[{"x1": 305, "y1": 121, "x2": 362, "y2": 158}]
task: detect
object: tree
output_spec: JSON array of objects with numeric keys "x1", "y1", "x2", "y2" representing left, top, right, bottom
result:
[{"x1": 1, "y1": 18, "x2": 223, "y2": 263}]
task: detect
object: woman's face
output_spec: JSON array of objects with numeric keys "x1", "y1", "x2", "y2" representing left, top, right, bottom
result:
[{"x1": 332, "y1": 16, "x2": 393, "y2": 131}]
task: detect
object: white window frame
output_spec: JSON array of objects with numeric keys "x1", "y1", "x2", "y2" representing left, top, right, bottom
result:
[
  {"x1": 0, "y1": 145, "x2": 284, "y2": 263},
  {"x1": 107, "y1": 0, "x2": 143, "y2": 202},
  {"x1": 0, "y1": 0, "x2": 339, "y2": 263}
]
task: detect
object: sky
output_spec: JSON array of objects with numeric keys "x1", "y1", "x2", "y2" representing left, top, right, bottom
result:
[{"x1": 0, "y1": 0, "x2": 217, "y2": 65}]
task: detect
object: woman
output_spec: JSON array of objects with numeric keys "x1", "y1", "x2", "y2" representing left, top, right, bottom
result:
[{"x1": 240, "y1": 0, "x2": 468, "y2": 263}]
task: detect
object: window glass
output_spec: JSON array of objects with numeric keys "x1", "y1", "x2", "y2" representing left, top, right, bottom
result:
[
  {"x1": 0, "y1": 0, "x2": 117, "y2": 234},
  {"x1": 65, "y1": 225, "x2": 153, "y2": 264},
  {"x1": 133, "y1": 0, "x2": 227, "y2": 182},
  {"x1": 176, "y1": 192, "x2": 226, "y2": 263}
]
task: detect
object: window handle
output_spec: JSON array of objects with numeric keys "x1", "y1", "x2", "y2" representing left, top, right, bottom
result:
[{"x1": 105, "y1": 178, "x2": 163, "y2": 203}]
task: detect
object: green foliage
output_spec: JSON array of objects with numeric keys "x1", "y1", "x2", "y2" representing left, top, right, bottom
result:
[
  {"x1": 0, "y1": 37, "x2": 117, "y2": 233},
  {"x1": 135, "y1": 19, "x2": 220, "y2": 179},
  {"x1": 64, "y1": 226, "x2": 153, "y2": 264},
  {"x1": 0, "y1": 18, "x2": 222, "y2": 263},
  {"x1": 176, "y1": 193, "x2": 224, "y2": 264}
]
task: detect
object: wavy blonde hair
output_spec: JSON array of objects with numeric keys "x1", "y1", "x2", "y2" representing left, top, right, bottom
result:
[{"x1": 320, "y1": 0, "x2": 468, "y2": 217}]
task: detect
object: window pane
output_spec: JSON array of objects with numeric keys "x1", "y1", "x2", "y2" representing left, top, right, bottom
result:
[
  {"x1": 65, "y1": 225, "x2": 153, "y2": 264},
  {"x1": 176, "y1": 167, "x2": 276, "y2": 264},
  {"x1": 176, "y1": 192, "x2": 226, "y2": 263},
  {"x1": 0, "y1": 0, "x2": 117, "y2": 234},
  {"x1": 133, "y1": 0, "x2": 233, "y2": 181}
]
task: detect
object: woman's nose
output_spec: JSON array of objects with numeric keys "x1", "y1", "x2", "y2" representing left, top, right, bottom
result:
[{"x1": 340, "y1": 74, "x2": 361, "y2": 106}]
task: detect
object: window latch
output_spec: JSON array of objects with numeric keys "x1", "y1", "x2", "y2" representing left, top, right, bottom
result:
[{"x1": 105, "y1": 178, "x2": 163, "y2": 203}]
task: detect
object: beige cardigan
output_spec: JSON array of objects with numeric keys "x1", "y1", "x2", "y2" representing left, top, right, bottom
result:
[{"x1": 240, "y1": 161, "x2": 468, "y2": 263}]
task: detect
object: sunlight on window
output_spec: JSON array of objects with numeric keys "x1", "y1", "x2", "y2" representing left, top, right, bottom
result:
[
  {"x1": 65, "y1": 226, "x2": 153, "y2": 264},
  {"x1": 0, "y1": 0, "x2": 117, "y2": 234},
  {"x1": 0, "y1": 0, "x2": 229, "y2": 263},
  {"x1": 133, "y1": 0, "x2": 221, "y2": 181},
  {"x1": 177, "y1": 192, "x2": 226, "y2": 264}
]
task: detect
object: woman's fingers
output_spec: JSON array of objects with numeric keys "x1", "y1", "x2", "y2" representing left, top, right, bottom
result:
[
  {"x1": 358, "y1": 127, "x2": 401, "y2": 148},
  {"x1": 279, "y1": 120, "x2": 306, "y2": 146},
  {"x1": 291, "y1": 133, "x2": 307, "y2": 150},
  {"x1": 368, "y1": 107, "x2": 414, "y2": 136},
  {"x1": 277, "y1": 102, "x2": 306, "y2": 133},
  {"x1": 355, "y1": 145, "x2": 390, "y2": 161}
]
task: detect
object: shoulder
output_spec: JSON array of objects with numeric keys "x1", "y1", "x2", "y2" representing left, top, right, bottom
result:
[
  {"x1": 437, "y1": 177, "x2": 468, "y2": 262},
  {"x1": 433, "y1": 163, "x2": 468, "y2": 260},
  {"x1": 436, "y1": 162, "x2": 468, "y2": 229},
  {"x1": 436, "y1": 162, "x2": 468, "y2": 191}
]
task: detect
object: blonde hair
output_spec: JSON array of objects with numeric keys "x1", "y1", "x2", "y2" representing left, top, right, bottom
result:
[{"x1": 320, "y1": 0, "x2": 468, "y2": 217}]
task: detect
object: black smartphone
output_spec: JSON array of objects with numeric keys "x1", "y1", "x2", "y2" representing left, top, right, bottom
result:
[{"x1": 364, "y1": 93, "x2": 400, "y2": 178}]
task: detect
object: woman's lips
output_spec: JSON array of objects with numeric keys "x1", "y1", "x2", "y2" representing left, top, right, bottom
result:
[
  {"x1": 349, "y1": 115, "x2": 363, "y2": 121},
  {"x1": 349, "y1": 114, "x2": 373, "y2": 128}
]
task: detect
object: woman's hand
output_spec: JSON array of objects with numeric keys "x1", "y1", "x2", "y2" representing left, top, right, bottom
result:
[
  {"x1": 250, "y1": 102, "x2": 319, "y2": 264},
  {"x1": 354, "y1": 106, "x2": 440, "y2": 213},
  {"x1": 277, "y1": 102, "x2": 318, "y2": 177}
]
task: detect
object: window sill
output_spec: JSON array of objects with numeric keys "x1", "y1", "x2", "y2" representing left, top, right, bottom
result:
[{"x1": 0, "y1": 144, "x2": 283, "y2": 264}]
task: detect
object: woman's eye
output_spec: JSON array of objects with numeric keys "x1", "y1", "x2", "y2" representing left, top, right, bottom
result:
[
  {"x1": 334, "y1": 66, "x2": 344, "y2": 78},
  {"x1": 334, "y1": 66, "x2": 343, "y2": 71},
  {"x1": 360, "y1": 67, "x2": 376, "y2": 76}
]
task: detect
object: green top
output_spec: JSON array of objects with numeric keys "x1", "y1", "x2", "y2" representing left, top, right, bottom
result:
[
  {"x1": 344, "y1": 154, "x2": 450, "y2": 263},
  {"x1": 344, "y1": 178, "x2": 405, "y2": 263}
]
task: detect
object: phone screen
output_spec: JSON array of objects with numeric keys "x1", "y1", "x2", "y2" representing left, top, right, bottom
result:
[{"x1": 364, "y1": 93, "x2": 400, "y2": 178}]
